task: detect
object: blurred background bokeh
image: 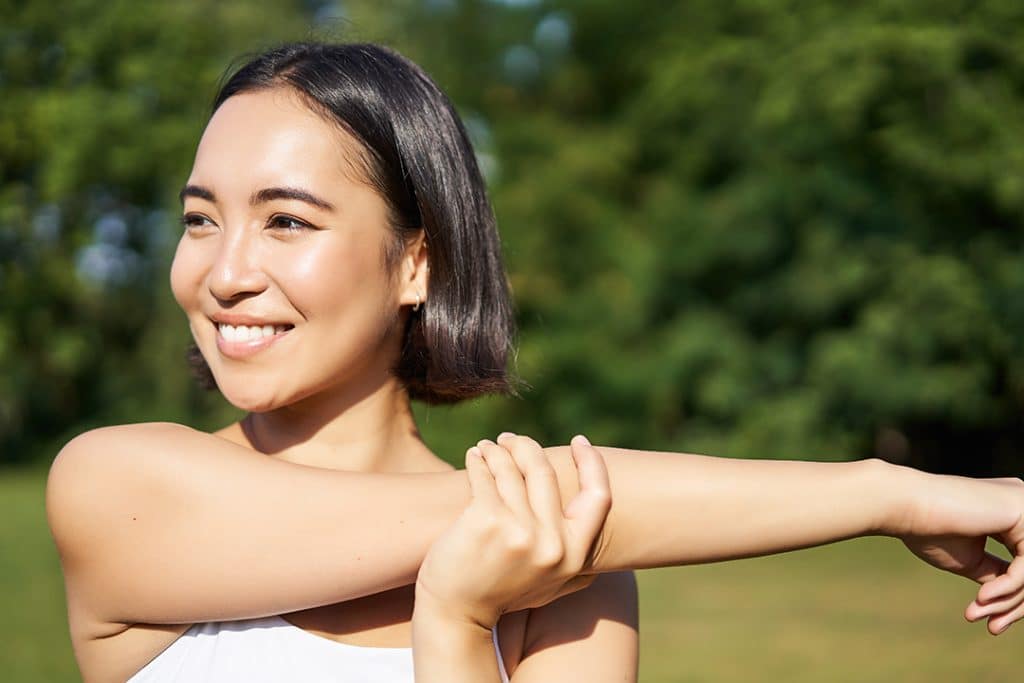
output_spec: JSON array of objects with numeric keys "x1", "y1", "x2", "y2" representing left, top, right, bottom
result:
[{"x1": 2, "y1": 0, "x2": 1022, "y2": 680}]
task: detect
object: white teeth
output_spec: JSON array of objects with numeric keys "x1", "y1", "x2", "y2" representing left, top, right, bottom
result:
[{"x1": 217, "y1": 323, "x2": 287, "y2": 342}]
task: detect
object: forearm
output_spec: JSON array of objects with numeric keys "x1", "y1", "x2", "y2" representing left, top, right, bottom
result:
[
  {"x1": 411, "y1": 594, "x2": 503, "y2": 683},
  {"x1": 575, "y1": 447, "x2": 907, "y2": 571}
]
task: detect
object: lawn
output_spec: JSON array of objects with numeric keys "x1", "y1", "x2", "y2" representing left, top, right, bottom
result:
[{"x1": 2, "y1": 466, "x2": 1018, "y2": 682}]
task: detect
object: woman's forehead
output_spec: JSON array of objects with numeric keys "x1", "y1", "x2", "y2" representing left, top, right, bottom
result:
[{"x1": 188, "y1": 88, "x2": 367, "y2": 195}]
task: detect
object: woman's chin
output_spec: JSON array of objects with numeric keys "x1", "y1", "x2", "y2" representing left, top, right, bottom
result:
[{"x1": 217, "y1": 384, "x2": 292, "y2": 414}]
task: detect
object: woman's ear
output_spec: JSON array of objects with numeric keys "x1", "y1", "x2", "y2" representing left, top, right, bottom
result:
[{"x1": 398, "y1": 231, "x2": 429, "y2": 310}]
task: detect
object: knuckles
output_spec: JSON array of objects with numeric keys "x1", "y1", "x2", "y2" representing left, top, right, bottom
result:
[
  {"x1": 502, "y1": 526, "x2": 536, "y2": 555},
  {"x1": 532, "y1": 540, "x2": 566, "y2": 569}
]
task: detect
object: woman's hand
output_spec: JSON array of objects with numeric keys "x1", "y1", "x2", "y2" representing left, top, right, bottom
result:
[
  {"x1": 894, "y1": 471, "x2": 1024, "y2": 634},
  {"x1": 414, "y1": 433, "x2": 611, "y2": 630}
]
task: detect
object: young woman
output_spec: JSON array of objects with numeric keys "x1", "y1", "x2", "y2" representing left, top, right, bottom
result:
[{"x1": 46, "y1": 43, "x2": 1024, "y2": 683}]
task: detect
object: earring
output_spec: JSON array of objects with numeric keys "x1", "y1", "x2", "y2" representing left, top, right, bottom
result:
[{"x1": 412, "y1": 290, "x2": 422, "y2": 312}]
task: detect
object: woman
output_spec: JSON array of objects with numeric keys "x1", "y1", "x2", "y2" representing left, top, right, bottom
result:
[{"x1": 46, "y1": 43, "x2": 1024, "y2": 682}]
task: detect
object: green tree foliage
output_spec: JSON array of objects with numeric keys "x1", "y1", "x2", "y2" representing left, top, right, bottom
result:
[
  {"x1": 0, "y1": 0, "x2": 314, "y2": 461},
  {"x1": 382, "y1": 0, "x2": 1024, "y2": 474},
  {"x1": 3, "y1": 0, "x2": 1022, "y2": 474}
]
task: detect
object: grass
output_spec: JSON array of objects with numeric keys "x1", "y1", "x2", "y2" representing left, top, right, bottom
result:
[
  {"x1": 636, "y1": 540, "x2": 1020, "y2": 682},
  {"x1": 0, "y1": 466, "x2": 79, "y2": 682},
  {"x1": 2, "y1": 467, "x2": 1019, "y2": 682}
]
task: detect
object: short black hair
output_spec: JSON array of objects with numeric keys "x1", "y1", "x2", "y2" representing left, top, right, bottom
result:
[{"x1": 190, "y1": 42, "x2": 515, "y2": 404}]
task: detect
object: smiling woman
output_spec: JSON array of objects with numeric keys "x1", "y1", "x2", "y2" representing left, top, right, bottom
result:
[{"x1": 46, "y1": 42, "x2": 1024, "y2": 683}]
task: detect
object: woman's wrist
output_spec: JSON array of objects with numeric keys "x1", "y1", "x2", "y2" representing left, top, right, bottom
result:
[
  {"x1": 860, "y1": 457, "x2": 922, "y2": 537},
  {"x1": 412, "y1": 584, "x2": 501, "y2": 680},
  {"x1": 413, "y1": 580, "x2": 500, "y2": 632}
]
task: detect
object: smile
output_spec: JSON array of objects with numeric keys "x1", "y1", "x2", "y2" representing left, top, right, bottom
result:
[
  {"x1": 213, "y1": 321, "x2": 294, "y2": 359},
  {"x1": 217, "y1": 323, "x2": 291, "y2": 342}
]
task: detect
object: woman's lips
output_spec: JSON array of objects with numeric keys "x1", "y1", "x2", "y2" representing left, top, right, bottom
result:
[{"x1": 214, "y1": 322, "x2": 293, "y2": 358}]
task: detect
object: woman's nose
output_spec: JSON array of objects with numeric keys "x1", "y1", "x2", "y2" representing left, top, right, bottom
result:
[{"x1": 206, "y1": 230, "x2": 269, "y2": 302}]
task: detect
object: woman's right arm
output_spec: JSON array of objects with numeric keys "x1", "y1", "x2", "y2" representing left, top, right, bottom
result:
[
  {"x1": 48, "y1": 423, "x2": 1024, "y2": 636},
  {"x1": 47, "y1": 423, "x2": 473, "y2": 628}
]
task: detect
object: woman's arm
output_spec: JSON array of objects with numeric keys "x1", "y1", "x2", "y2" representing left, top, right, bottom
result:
[
  {"x1": 578, "y1": 441, "x2": 1024, "y2": 629},
  {"x1": 48, "y1": 424, "x2": 1024, "y2": 636},
  {"x1": 47, "y1": 423, "x2": 471, "y2": 629}
]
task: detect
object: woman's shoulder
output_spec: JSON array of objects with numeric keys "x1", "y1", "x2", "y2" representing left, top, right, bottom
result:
[
  {"x1": 48, "y1": 423, "x2": 190, "y2": 527},
  {"x1": 52, "y1": 422, "x2": 205, "y2": 474},
  {"x1": 47, "y1": 423, "x2": 221, "y2": 527},
  {"x1": 59, "y1": 421, "x2": 215, "y2": 455},
  {"x1": 47, "y1": 421, "x2": 254, "y2": 568},
  {"x1": 50, "y1": 422, "x2": 245, "y2": 492}
]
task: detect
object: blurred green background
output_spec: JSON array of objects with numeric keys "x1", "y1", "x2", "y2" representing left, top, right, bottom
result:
[{"x1": 2, "y1": 0, "x2": 1023, "y2": 679}]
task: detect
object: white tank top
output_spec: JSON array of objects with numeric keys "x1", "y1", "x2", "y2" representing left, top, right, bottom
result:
[{"x1": 126, "y1": 615, "x2": 510, "y2": 682}]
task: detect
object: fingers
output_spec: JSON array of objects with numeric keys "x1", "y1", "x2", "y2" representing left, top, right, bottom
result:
[
  {"x1": 966, "y1": 585, "x2": 1024, "y2": 625},
  {"x1": 987, "y1": 598, "x2": 1024, "y2": 635},
  {"x1": 564, "y1": 434, "x2": 612, "y2": 542},
  {"x1": 959, "y1": 551, "x2": 1011, "y2": 585},
  {"x1": 967, "y1": 551, "x2": 1024, "y2": 630},
  {"x1": 465, "y1": 446, "x2": 499, "y2": 505},
  {"x1": 970, "y1": 586, "x2": 1024, "y2": 635},
  {"x1": 497, "y1": 432, "x2": 563, "y2": 523},
  {"x1": 976, "y1": 551, "x2": 1024, "y2": 600},
  {"x1": 476, "y1": 439, "x2": 531, "y2": 518},
  {"x1": 481, "y1": 432, "x2": 611, "y2": 576}
]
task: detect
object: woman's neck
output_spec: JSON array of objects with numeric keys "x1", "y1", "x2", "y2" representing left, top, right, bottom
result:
[{"x1": 235, "y1": 374, "x2": 446, "y2": 474}]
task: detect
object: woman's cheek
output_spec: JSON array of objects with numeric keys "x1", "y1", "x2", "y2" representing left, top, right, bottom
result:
[
  {"x1": 169, "y1": 237, "x2": 202, "y2": 312},
  {"x1": 283, "y1": 240, "x2": 376, "y2": 308}
]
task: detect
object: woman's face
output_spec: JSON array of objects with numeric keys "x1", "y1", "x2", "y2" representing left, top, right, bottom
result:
[{"x1": 170, "y1": 88, "x2": 421, "y2": 412}]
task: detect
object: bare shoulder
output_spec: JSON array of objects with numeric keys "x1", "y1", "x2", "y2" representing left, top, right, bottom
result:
[
  {"x1": 46, "y1": 423, "x2": 215, "y2": 682},
  {"x1": 51, "y1": 421, "x2": 218, "y2": 472},
  {"x1": 49, "y1": 424, "x2": 185, "y2": 542},
  {"x1": 47, "y1": 422, "x2": 221, "y2": 573},
  {"x1": 512, "y1": 572, "x2": 639, "y2": 681},
  {"x1": 49, "y1": 422, "x2": 213, "y2": 491},
  {"x1": 48, "y1": 422, "x2": 247, "y2": 518},
  {"x1": 59, "y1": 421, "x2": 202, "y2": 452}
]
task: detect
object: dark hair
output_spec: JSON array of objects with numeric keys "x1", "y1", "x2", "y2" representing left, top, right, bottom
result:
[{"x1": 189, "y1": 42, "x2": 516, "y2": 404}]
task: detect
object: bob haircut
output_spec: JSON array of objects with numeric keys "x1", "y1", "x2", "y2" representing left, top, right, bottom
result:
[{"x1": 188, "y1": 42, "x2": 516, "y2": 404}]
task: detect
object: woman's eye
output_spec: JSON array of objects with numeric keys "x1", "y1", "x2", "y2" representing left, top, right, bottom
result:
[
  {"x1": 268, "y1": 215, "x2": 313, "y2": 232},
  {"x1": 181, "y1": 213, "x2": 214, "y2": 231}
]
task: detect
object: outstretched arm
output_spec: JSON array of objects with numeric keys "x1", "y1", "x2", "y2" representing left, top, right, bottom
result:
[
  {"x1": 538, "y1": 438, "x2": 1024, "y2": 635},
  {"x1": 48, "y1": 423, "x2": 1024, "y2": 638}
]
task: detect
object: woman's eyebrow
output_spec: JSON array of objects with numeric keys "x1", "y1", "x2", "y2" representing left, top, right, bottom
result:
[
  {"x1": 179, "y1": 184, "x2": 215, "y2": 204},
  {"x1": 177, "y1": 185, "x2": 335, "y2": 212},
  {"x1": 250, "y1": 187, "x2": 335, "y2": 211}
]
